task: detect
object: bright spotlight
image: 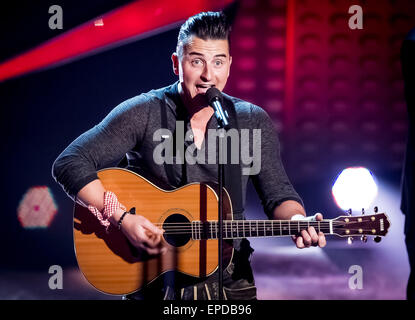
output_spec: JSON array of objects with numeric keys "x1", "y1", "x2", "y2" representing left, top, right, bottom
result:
[{"x1": 332, "y1": 167, "x2": 378, "y2": 211}]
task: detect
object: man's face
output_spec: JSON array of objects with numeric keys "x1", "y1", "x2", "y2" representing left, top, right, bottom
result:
[{"x1": 172, "y1": 36, "x2": 232, "y2": 105}]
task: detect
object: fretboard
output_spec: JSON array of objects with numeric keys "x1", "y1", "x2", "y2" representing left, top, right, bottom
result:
[{"x1": 191, "y1": 220, "x2": 333, "y2": 240}]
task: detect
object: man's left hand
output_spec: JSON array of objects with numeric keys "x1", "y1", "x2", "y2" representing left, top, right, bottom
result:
[{"x1": 291, "y1": 213, "x2": 327, "y2": 249}]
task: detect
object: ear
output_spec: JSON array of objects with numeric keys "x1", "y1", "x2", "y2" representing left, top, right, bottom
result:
[{"x1": 171, "y1": 53, "x2": 179, "y2": 75}]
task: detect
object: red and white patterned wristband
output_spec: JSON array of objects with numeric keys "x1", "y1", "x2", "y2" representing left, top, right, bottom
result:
[{"x1": 87, "y1": 191, "x2": 126, "y2": 230}]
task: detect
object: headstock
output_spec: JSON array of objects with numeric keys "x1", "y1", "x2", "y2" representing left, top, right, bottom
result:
[{"x1": 331, "y1": 207, "x2": 390, "y2": 243}]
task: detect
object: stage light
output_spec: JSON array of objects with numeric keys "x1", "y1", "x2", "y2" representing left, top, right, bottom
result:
[
  {"x1": 237, "y1": 79, "x2": 256, "y2": 91},
  {"x1": 267, "y1": 57, "x2": 285, "y2": 70},
  {"x1": 94, "y1": 18, "x2": 104, "y2": 27},
  {"x1": 267, "y1": 37, "x2": 285, "y2": 50},
  {"x1": 237, "y1": 57, "x2": 257, "y2": 70},
  {"x1": 17, "y1": 186, "x2": 58, "y2": 228},
  {"x1": 332, "y1": 167, "x2": 378, "y2": 212}
]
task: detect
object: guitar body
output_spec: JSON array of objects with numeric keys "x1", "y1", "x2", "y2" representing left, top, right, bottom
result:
[{"x1": 73, "y1": 168, "x2": 234, "y2": 295}]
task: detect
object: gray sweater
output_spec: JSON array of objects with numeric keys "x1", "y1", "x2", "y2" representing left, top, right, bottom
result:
[{"x1": 52, "y1": 82, "x2": 303, "y2": 222}]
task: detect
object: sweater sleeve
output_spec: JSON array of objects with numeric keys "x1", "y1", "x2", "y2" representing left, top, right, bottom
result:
[
  {"x1": 249, "y1": 105, "x2": 304, "y2": 219},
  {"x1": 51, "y1": 95, "x2": 150, "y2": 199}
]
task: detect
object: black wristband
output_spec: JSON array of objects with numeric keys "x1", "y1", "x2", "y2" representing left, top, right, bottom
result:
[
  {"x1": 117, "y1": 211, "x2": 130, "y2": 230},
  {"x1": 117, "y1": 207, "x2": 136, "y2": 230}
]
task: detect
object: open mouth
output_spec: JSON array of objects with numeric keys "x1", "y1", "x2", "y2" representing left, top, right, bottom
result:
[{"x1": 196, "y1": 84, "x2": 215, "y2": 89}]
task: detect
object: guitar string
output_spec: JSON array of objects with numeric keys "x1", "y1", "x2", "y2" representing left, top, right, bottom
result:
[
  {"x1": 158, "y1": 226, "x2": 376, "y2": 232},
  {"x1": 156, "y1": 222, "x2": 351, "y2": 226},
  {"x1": 159, "y1": 227, "x2": 376, "y2": 235},
  {"x1": 161, "y1": 230, "x2": 378, "y2": 236},
  {"x1": 158, "y1": 226, "x2": 366, "y2": 231},
  {"x1": 158, "y1": 227, "x2": 343, "y2": 232},
  {"x1": 148, "y1": 221, "x2": 377, "y2": 234},
  {"x1": 152, "y1": 221, "x2": 353, "y2": 226},
  {"x1": 158, "y1": 228, "x2": 352, "y2": 232},
  {"x1": 154, "y1": 223, "x2": 364, "y2": 230},
  {"x1": 152, "y1": 219, "x2": 372, "y2": 224}
]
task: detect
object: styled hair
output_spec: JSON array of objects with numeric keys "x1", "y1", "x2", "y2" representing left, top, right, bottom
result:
[{"x1": 176, "y1": 11, "x2": 232, "y2": 56}]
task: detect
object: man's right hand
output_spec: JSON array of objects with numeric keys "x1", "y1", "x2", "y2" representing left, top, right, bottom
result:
[
  {"x1": 76, "y1": 181, "x2": 166, "y2": 256},
  {"x1": 116, "y1": 208, "x2": 166, "y2": 255}
]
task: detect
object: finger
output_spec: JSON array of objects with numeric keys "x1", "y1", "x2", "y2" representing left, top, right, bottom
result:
[
  {"x1": 318, "y1": 232, "x2": 327, "y2": 248},
  {"x1": 296, "y1": 236, "x2": 305, "y2": 249},
  {"x1": 141, "y1": 217, "x2": 164, "y2": 235},
  {"x1": 315, "y1": 213, "x2": 323, "y2": 221},
  {"x1": 135, "y1": 227, "x2": 158, "y2": 248},
  {"x1": 143, "y1": 232, "x2": 162, "y2": 248},
  {"x1": 301, "y1": 230, "x2": 312, "y2": 247},
  {"x1": 292, "y1": 235, "x2": 301, "y2": 247},
  {"x1": 308, "y1": 226, "x2": 319, "y2": 244}
]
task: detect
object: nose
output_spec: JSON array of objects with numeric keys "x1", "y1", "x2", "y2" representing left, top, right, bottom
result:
[{"x1": 201, "y1": 64, "x2": 213, "y2": 82}]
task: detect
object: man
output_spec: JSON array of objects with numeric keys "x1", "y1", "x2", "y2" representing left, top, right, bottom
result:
[
  {"x1": 401, "y1": 27, "x2": 415, "y2": 300},
  {"x1": 52, "y1": 11, "x2": 326, "y2": 300}
]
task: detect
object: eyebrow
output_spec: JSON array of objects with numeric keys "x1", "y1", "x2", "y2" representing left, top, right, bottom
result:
[{"x1": 188, "y1": 52, "x2": 228, "y2": 58}]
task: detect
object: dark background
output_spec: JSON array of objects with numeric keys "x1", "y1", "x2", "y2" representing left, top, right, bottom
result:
[
  {"x1": 0, "y1": 0, "x2": 412, "y2": 299},
  {"x1": 0, "y1": 0, "x2": 180, "y2": 270}
]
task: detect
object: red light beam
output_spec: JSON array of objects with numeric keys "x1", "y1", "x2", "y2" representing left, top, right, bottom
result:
[{"x1": 0, "y1": 0, "x2": 234, "y2": 82}]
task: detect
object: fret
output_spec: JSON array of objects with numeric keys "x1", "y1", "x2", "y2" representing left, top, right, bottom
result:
[
  {"x1": 288, "y1": 221, "x2": 291, "y2": 235},
  {"x1": 256, "y1": 220, "x2": 259, "y2": 237},
  {"x1": 236, "y1": 220, "x2": 239, "y2": 238},
  {"x1": 282, "y1": 221, "x2": 290, "y2": 236},
  {"x1": 271, "y1": 220, "x2": 274, "y2": 236},
  {"x1": 263, "y1": 220, "x2": 267, "y2": 236},
  {"x1": 210, "y1": 221, "x2": 213, "y2": 239},
  {"x1": 233, "y1": 221, "x2": 237, "y2": 238},
  {"x1": 243, "y1": 220, "x2": 245, "y2": 238},
  {"x1": 251, "y1": 221, "x2": 257, "y2": 237},
  {"x1": 225, "y1": 221, "x2": 228, "y2": 239},
  {"x1": 279, "y1": 220, "x2": 282, "y2": 235}
]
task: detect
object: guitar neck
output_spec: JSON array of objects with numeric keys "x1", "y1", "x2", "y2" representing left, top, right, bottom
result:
[{"x1": 191, "y1": 220, "x2": 333, "y2": 240}]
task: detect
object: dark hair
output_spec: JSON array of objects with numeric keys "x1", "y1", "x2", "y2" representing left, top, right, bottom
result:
[{"x1": 177, "y1": 11, "x2": 232, "y2": 56}]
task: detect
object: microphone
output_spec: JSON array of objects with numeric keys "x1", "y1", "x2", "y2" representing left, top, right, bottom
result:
[{"x1": 206, "y1": 87, "x2": 230, "y2": 129}]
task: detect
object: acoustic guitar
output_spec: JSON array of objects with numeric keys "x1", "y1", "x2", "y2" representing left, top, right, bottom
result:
[{"x1": 73, "y1": 168, "x2": 390, "y2": 295}]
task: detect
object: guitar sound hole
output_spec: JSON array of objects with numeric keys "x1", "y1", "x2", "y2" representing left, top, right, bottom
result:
[{"x1": 163, "y1": 214, "x2": 191, "y2": 247}]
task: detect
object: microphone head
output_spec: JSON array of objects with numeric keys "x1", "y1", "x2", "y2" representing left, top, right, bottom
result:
[{"x1": 205, "y1": 87, "x2": 222, "y2": 103}]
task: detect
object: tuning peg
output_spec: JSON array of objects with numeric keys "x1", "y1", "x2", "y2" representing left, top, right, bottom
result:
[
  {"x1": 361, "y1": 208, "x2": 365, "y2": 215},
  {"x1": 347, "y1": 209, "x2": 352, "y2": 216},
  {"x1": 347, "y1": 236, "x2": 353, "y2": 245},
  {"x1": 361, "y1": 235, "x2": 367, "y2": 243},
  {"x1": 374, "y1": 206, "x2": 378, "y2": 213},
  {"x1": 374, "y1": 236, "x2": 382, "y2": 243}
]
